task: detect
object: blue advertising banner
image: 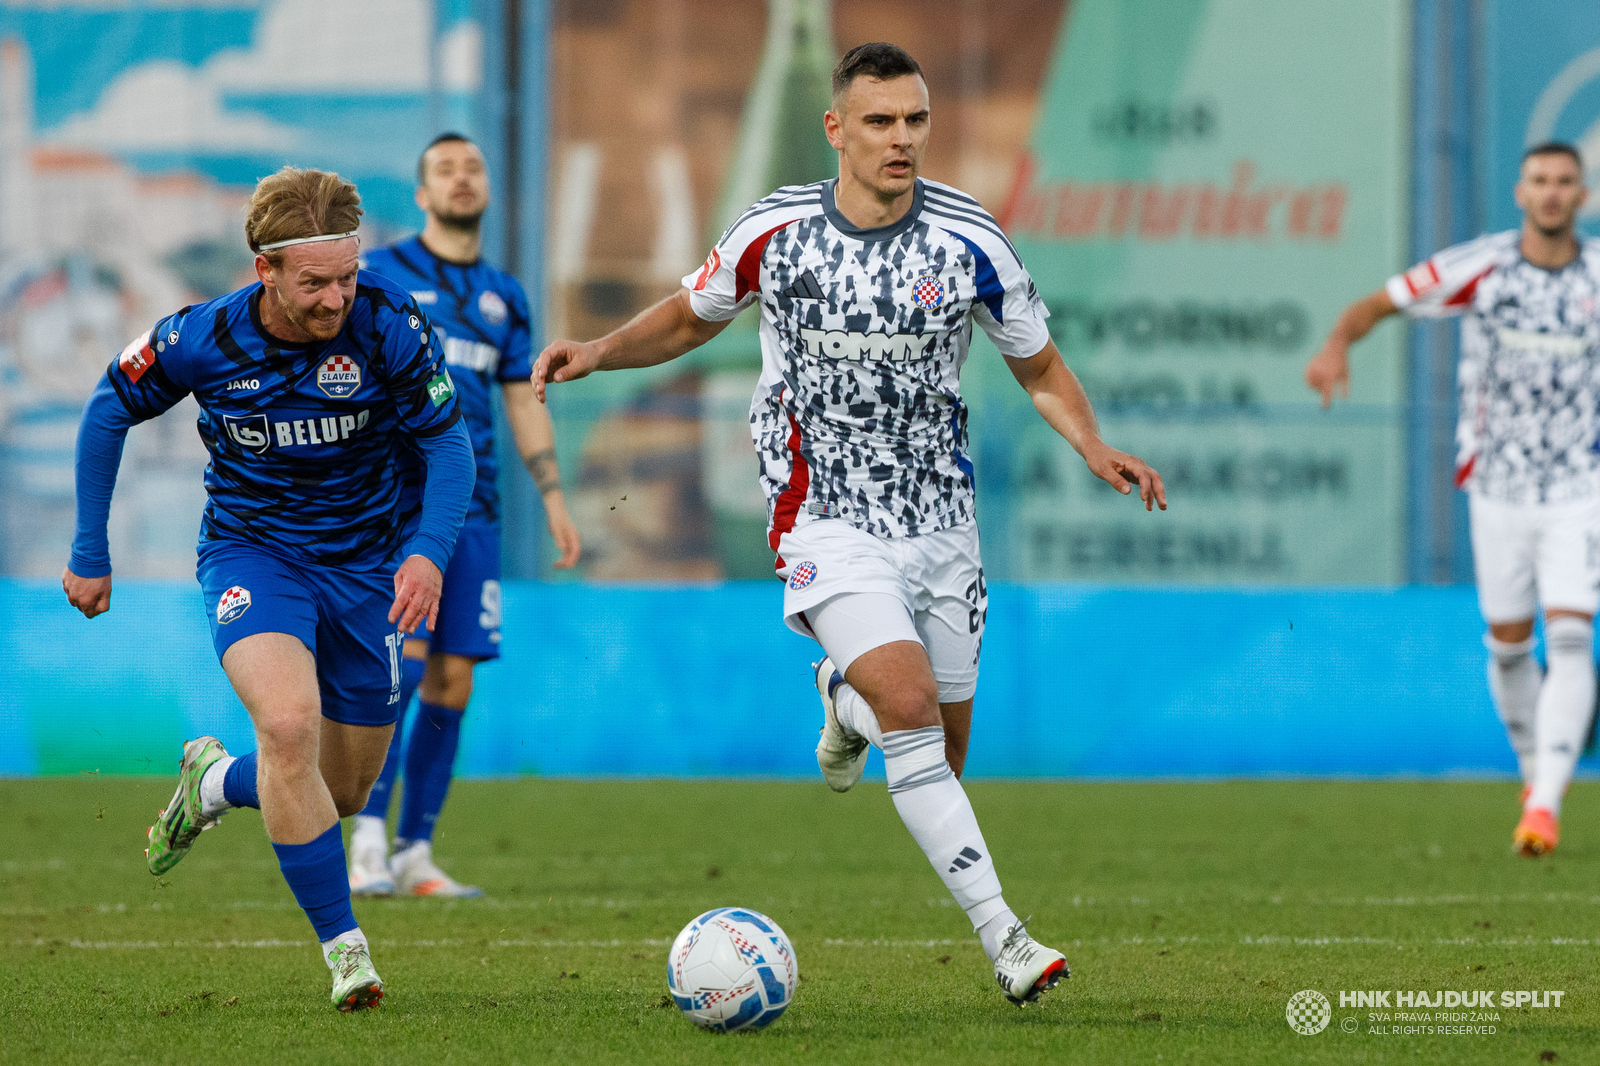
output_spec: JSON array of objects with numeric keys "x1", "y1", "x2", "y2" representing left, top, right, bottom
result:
[{"x1": 0, "y1": 579, "x2": 1559, "y2": 780}]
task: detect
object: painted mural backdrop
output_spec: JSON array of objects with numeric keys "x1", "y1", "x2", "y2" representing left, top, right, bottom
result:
[
  {"x1": 993, "y1": 0, "x2": 1410, "y2": 583},
  {"x1": 0, "y1": 0, "x2": 496, "y2": 577},
  {"x1": 545, "y1": 0, "x2": 1410, "y2": 584}
]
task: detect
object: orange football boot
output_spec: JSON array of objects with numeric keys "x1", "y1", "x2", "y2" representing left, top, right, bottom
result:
[{"x1": 1513, "y1": 807, "x2": 1559, "y2": 857}]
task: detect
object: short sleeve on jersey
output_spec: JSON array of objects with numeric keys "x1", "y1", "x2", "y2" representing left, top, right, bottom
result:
[
  {"x1": 1386, "y1": 230, "x2": 1520, "y2": 318},
  {"x1": 496, "y1": 278, "x2": 534, "y2": 382},
  {"x1": 936, "y1": 226, "x2": 1051, "y2": 359},
  {"x1": 682, "y1": 188, "x2": 821, "y2": 322},
  {"x1": 683, "y1": 243, "x2": 757, "y2": 322},
  {"x1": 363, "y1": 284, "x2": 462, "y2": 437},
  {"x1": 105, "y1": 309, "x2": 193, "y2": 420}
]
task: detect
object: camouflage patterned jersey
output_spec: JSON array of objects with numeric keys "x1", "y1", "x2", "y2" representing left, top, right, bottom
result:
[
  {"x1": 683, "y1": 177, "x2": 1051, "y2": 549},
  {"x1": 1389, "y1": 230, "x2": 1600, "y2": 505}
]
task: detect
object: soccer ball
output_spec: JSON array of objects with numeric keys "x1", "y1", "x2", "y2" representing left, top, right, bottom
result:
[{"x1": 666, "y1": 907, "x2": 797, "y2": 1032}]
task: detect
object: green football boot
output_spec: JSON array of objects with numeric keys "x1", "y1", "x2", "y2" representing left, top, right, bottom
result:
[
  {"x1": 328, "y1": 937, "x2": 384, "y2": 1012},
  {"x1": 145, "y1": 736, "x2": 229, "y2": 876}
]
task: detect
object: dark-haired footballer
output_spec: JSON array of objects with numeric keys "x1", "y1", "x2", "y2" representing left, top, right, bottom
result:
[
  {"x1": 534, "y1": 42, "x2": 1169, "y2": 1008},
  {"x1": 1307, "y1": 142, "x2": 1599, "y2": 857},
  {"x1": 351, "y1": 133, "x2": 582, "y2": 899}
]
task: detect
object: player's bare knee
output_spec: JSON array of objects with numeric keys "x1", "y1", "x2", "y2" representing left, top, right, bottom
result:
[
  {"x1": 1489, "y1": 618, "x2": 1536, "y2": 644},
  {"x1": 253, "y1": 711, "x2": 319, "y2": 768},
  {"x1": 871, "y1": 680, "x2": 941, "y2": 733},
  {"x1": 330, "y1": 784, "x2": 371, "y2": 819},
  {"x1": 420, "y1": 653, "x2": 474, "y2": 708}
]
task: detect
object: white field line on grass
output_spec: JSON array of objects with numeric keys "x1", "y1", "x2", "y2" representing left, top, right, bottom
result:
[
  {"x1": 11, "y1": 891, "x2": 1600, "y2": 920},
  {"x1": 16, "y1": 934, "x2": 1600, "y2": 952}
]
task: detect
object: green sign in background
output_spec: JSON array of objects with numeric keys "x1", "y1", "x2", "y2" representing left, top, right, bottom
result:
[{"x1": 973, "y1": 0, "x2": 1411, "y2": 584}]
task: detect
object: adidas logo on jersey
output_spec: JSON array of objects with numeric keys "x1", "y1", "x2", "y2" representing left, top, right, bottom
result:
[
  {"x1": 780, "y1": 270, "x2": 825, "y2": 301},
  {"x1": 798, "y1": 327, "x2": 930, "y2": 362}
]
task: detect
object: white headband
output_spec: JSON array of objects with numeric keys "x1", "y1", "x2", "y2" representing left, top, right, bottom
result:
[{"x1": 257, "y1": 230, "x2": 360, "y2": 252}]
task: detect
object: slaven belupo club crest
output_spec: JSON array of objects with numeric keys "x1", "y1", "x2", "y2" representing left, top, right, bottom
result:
[{"x1": 317, "y1": 354, "x2": 361, "y2": 398}]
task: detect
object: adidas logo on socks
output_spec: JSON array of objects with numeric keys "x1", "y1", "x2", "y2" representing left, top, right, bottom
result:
[{"x1": 948, "y1": 846, "x2": 983, "y2": 873}]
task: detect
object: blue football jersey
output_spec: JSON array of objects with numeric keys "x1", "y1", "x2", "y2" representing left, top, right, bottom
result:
[
  {"x1": 362, "y1": 236, "x2": 534, "y2": 525},
  {"x1": 96, "y1": 272, "x2": 465, "y2": 570}
]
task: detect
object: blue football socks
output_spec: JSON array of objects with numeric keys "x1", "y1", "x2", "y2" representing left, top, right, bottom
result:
[
  {"x1": 359, "y1": 656, "x2": 424, "y2": 820},
  {"x1": 222, "y1": 750, "x2": 260, "y2": 809},
  {"x1": 272, "y1": 822, "x2": 358, "y2": 943},
  {"x1": 396, "y1": 701, "x2": 465, "y2": 843}
]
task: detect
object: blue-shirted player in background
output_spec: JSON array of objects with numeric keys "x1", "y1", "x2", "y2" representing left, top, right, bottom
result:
[
  {"x1": 63, "y1": 168, "x2": 475, "y2": 1011},
  {"x1": 349, "y1": 133, "x2": 581, "y2": 898}
]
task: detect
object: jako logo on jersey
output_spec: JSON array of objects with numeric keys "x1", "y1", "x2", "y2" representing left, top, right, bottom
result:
[
  {"x1": 226, "y1": 378, "x2": 259, "y2": 391},
  {"x1": 788, "y1": 561, "x2": 818, "y2": 590},
  {"x1": 317, "y1": 355, "x2": 362, "y2": 398},
  {"x1": 223, "y1": 413, "x2": 271, "y2": 454},
  {"x1": 798, "y1": 328, "x2": 930, "y2": 361},
  {"x1": 912, "y1": 275, "x2": 946, "y2": 311},
  {"x1": 217, "y1": 585, "x2": 251, "y2": 624},
  {"x1": 692, "y1": 247, "x2": 722, "y2": 290},
  {"x1": 427, "y1": 371, "x2": 456, "y2": 407},
  {"x1": 272, "y1": 409, "x2": 370, "y2": 448},
  {"x1": 118, "y1": 330, "x2": 156, "y2": 383},
  {"x1": 479, "y1": 290, "x2": 508, "y2": 325}
]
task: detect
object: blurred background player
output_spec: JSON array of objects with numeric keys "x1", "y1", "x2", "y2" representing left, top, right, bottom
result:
[
  {"x1": 533, "y1": 43, "x2": 1166, "y2": 1007},
  {"x1": 349, "y1": 133, "x2": 582, "y2": 899},
  {"x1": 63, "y1": 168, "x2": 474, "y2": 1009},
  {"x1": 1306, "y1": 142, "x2": 1598, "y2": 858}
]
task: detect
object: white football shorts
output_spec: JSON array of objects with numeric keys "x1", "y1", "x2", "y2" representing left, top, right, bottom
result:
[
  {"x1": 1469, "y1": 492, "x2": 1600, "y2": 622},
  {"x1": 775, "y1": 519, "x2": 987, "y2": 703}
]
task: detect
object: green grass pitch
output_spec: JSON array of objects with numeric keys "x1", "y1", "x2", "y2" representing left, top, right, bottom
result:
[{"x1": 3, "y1": 777, "x2": 1596, "y2": 1064}]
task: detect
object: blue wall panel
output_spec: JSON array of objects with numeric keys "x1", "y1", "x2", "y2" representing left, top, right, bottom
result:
[{"x1": 0, "y1": 580, "x2": 1542, "y2": 779}]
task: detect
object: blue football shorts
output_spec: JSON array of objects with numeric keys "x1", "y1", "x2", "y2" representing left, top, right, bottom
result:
[
  {"x1": 410, "y1": 521, "x2": 502, "y2": 661},
  {"x1": 197, "y1": 540, "x2": 407, "y2": 727}
]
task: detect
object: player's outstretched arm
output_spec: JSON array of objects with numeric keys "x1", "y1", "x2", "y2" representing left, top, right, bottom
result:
[
  {"x1": 1305, "y1": 288, "x2": 1397, "y2": 409},
  {"x1": 532, "y1": 289, "x2": 729, "y2": 402},
  {"x1": 64, "y1": 373, "x2": 153, "y2": 617},
  {"x1": 501, "y1": 380, "x2": 581, "y2": 568},
  {"x1": 1006, "y1": 339, "x2": 1167, "y2": 512}
]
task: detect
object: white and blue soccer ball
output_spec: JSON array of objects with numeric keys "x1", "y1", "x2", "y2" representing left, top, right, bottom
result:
[{"x1": 667, "y1": 907, "x2": 797, "y2": 1032}]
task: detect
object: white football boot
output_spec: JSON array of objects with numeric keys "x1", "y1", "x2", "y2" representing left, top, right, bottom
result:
[
  {"x1": 391, "y1": 840, "x2": 483, "y2": 898},
  {"x1": 327, "y1": 936, "x2": 384, "y2": 1012},
  {"x1": 347, "y1": 834, "x2": 395, "y2": 897},
  {"x1": 813, "y1": 658, "x2": 869, "y2": 792},
  {"x1": 993, "y1": 918, "x2": 1069, "y2": 1007}
]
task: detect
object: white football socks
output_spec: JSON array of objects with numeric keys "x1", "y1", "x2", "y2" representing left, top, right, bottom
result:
[
  {"x1": 1528, "y1": 616, "x2": 1594, "y2": 815},
  {"x1": 1485, "y1": 633, "x2": 1541, "y2": 783},
  {"x1": 881, "y1": 725, "x2": 1012, "y2": 962},
  {"x1": 832, "y1": 681, "x2": 884, "y2": 748},
  {"x1": 198, "y1": 756, "x2": 235, "y2": 819},
  {"x1": 321, "y1": 926, "x2": 369, "y2": 969}
]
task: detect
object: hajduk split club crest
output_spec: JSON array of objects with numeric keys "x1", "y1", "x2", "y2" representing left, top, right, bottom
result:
[
  {"x1": 317, "y1": 354, "x2": 361, "y2": 398},
  {"x1": 911, "y1": 275, "x2": 945, "y2": 311}
]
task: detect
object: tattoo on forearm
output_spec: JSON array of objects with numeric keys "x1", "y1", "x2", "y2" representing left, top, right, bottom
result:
[{"x1": 525, "y1": 449, "x2": 561, "y2": 494}]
